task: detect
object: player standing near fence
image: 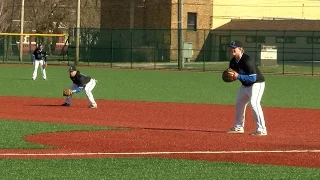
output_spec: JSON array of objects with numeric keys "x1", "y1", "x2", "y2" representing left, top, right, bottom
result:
[
  {"x1": 225, "y1": 40, "x2": 267, "y2": 136},
  {"x1": 32, "y1": 43, "x2": 47, "y2": 80}
]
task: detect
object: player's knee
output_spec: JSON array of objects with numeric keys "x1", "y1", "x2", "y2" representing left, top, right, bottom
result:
[{"x1": 250, "y1": 101, "x2": 261, "y2": 109}]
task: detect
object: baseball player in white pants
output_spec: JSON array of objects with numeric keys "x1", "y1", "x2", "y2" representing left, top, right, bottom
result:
[
  {"x1": 32, "y1": 44, "x2": 47, "y2": 80},
  {"x1": 234, "y1": 82, "x2": 266, "y2": 134},
  {"x1": 62, "y1": 66, "x2": 98, "y2": 108},
  {"x1": 226, "y1": 40, "x2": 267, "y2": 136}
]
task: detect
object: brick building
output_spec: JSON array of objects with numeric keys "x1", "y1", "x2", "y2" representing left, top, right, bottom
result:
[
  {"x1": 101, "y1": 0, "x2": 212, "y2": 29},
  {"x1": 100, "y1": 0, "x2": 213, "y2": 62}
]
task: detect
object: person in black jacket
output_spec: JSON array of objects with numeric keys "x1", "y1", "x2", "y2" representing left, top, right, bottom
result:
[
  {"x1": 61, "y1": 66, "x2": 98, "y2": 108},
  {"x1": 226, "y1": 40, "x2": 267, "y2": 136},
  {"x1": 32, "y1": 43, "x2": 47, "y2": 80}
]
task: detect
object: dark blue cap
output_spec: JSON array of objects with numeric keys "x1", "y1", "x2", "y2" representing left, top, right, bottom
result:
[
  {"x1": 68, "y1": 66, "x2": 77, "y2": 72},
  {"x1": 229, "y1": 40, "x2": 243, "y2": 48}
]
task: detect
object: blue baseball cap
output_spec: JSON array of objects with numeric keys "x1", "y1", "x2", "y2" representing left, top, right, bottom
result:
[
  {"x1": 68, "y1": 66, "x2": 77, "y2": 72},
  {"x1": 229, "y1": 40, "x2": 243, "y2": 48}
]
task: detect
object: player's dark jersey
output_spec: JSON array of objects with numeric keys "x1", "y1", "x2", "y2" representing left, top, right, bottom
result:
[
  {"x1": 70, "y1": 71, "x2": 91, "y2": 87},
  {"x1": 33, "y1": 48, "x2": 47, "y2": 61},
  {"x1": 229, "y1": 53, "x2": 265, "y2": 86}
]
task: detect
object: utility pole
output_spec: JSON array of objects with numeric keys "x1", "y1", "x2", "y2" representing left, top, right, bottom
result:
[
  {"x1": 19, "y1": 0, "x2": 25, "y2": 62},
  {"x1": 178, "y1": 0, "x2": 184, "y2": 70},
  {"x1": 75, "y1": 0, "x2": 81, "y2": 65},
  {"x1": 130, "y1": 0, "x2": 135, "y2": 29}
]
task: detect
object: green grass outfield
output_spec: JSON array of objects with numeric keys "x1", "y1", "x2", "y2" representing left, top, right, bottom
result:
[
  {"x1": 1, "y1": 65, "x2": 320, "y2": 109},
  {"x1": 0, "y1": 65, "x2": 319, "y2": 179}
]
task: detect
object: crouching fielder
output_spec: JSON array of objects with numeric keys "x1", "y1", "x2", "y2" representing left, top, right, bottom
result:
[{"x1": 62, "y1": 65, "x2": 98, "y2": 108}]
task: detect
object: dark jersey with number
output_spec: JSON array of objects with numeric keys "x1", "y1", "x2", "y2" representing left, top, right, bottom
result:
[
  {"x1": 32, "y1": 48, "x2": 47, "y2": 61},
  {"x1": 70, "y1": 71, "x2": 91, "y2": 87},
  {"x1": 229, "y1": 53, "x2": 265, "y2": 86}
]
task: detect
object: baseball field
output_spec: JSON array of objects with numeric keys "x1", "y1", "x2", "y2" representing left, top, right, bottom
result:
[{"x1": 0, "y1": 64, "x2": 320, "y2": 179}]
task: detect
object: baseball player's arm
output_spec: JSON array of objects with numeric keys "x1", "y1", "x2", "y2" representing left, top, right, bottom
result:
[
  {"x1": 32, "y1": 50, "x2": 37, "y2": 62},
  {"x1": 237, "y1": 74, "x2": 256, "y2": 83},
  {"x1": 31, "y1": 55, "x2": 35, "y2": 62},
  {"x1": 237, "y1": 59, "x2": 257, "y2": 83},
  {"x1": 43, "y1": 51, "x2": 48, "y2": 62},
  {"x1": 32, "y1": 49, "x2": 36, "y2": 55},
  {"x1": 71, "y1": 87, "x2": 83, "y2": 93}
]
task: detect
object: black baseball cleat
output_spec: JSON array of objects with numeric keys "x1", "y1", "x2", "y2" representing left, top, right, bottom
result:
[{"x1": 61, "y1": 103, "x2": 70, "y2": 107}]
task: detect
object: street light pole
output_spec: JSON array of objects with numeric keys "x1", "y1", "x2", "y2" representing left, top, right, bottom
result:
[
  {"x1": 75, "y1": 0, "x2": 81, "y2": 65},
  {"x1": 19, "y1": 0, "x2": 25, "y2": 62},
  {"x1": 130, "y1": 0, "x2": 135, "y2": 29},
  {"x1": 178, "y1": 0, "x2": 184, "y2": 70}
]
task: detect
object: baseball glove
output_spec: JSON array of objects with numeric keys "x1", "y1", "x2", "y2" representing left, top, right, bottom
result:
[
  {"x1": 222, "y1": 68, "x2": 237, "y2": 82},
  {"x1": 62, "y1": 88, "x2": 72, "y2": 96}
]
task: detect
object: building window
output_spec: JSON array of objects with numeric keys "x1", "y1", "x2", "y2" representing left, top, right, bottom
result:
[
  {"x1": 187, "y1": 12, "x2": 197, "y2": 31},
  {"x1": 220, "y1": 36, "x2": 230, "y2": 45},
  {"x1": 307, "y1": 37, "x2": 320, "y2": 44},
  {"x1": 246, "y1": 36, "x2": 265, "y2": 43},
  {"x1": 276, "y1": 36, "x2": 296, "y2": 43},
  {"x1": 285, "y1": 37, "x2": 296, "y2": 43},
  {"x1": 276, "y1": 37, "x2": 284, "y2": 43}
]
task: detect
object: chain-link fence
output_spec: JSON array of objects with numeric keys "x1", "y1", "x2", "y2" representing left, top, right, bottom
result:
[
  {"x1": 0, "y1": 33, "x2": 68, "y2": 63},
  {"x1": 1, "y1": 29, "x2": 320, "y2": 75}
]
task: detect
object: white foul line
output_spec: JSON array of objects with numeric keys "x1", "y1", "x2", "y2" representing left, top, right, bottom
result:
[{"x1": 0, "y1": 150, "x2": 320, "y2": 156}]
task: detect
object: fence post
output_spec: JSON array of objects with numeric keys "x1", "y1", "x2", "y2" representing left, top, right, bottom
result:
[
  {"x1": 282, "y1": 30, "x2": 285, "y2": 75},
  {"x1": 312, "y1": 31, "x2": 314, "y2": 76},
  {"x1": 3, "y1": 35, "x2": 5, "y2": 63},
  {"x1": 111, "y1": 29, "x2": 113, "y2": 68},
  {"x1": 87, "y1": 31, "x2": 89, "y2": 66},
  {"x1": 255, "y1": 30, "x2": 258, "y2": 66},
  {"x1": 228, "y1": 30, "x2": 232, "y2": 61},
  {"x1": 203, "y1": 29, "x2": 206, "y2": 71},
  {"x1": 154, "y1": 29, "x2": 156, "y2": 69},
  {"x1": 130, "y1": 29, "x2": 133, "y2": 69}
]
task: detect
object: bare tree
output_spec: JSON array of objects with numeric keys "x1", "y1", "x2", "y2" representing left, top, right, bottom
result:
[
  {"x1": 19, "y1": 0, "x2": 76, "y2": 55},
  {"x1": 0, "y1": 0, "x2": 19, "y2": 61},
  {"x1": 24, "y1": 0, "x2": 76, "y2": 34},
  {"x1": 76, "y1": 0, "x2": 101, "y2": 60},
  {"x1": 0, "y1": 0, "x2": 15, "y2": 33},
  {"x1": 80, "y1": 0, "x2": 101, "y2": 44},
  {"x1": 81, "y1": 0, "x2": 101, "y2": 28},
  {"x1": 1, "y1": 0, "x2": 102, "y2": 59},
  {"x1": 22, "y1": 0, "x2": 101, "y2": 33}
]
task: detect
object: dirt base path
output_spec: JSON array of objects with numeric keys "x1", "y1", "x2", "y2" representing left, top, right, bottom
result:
[{"x1": 0, "y1": 96, "x2": 320, "y2": 168}]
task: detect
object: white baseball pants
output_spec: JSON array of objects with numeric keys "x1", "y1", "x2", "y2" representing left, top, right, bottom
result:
[
  {"x1": 233, "y1": 82, "x2": 266, "y2": 133},
  {"x1": 32, "y1": 60, "x2": 47, "y2": 80},
  {"x1": 65, "y1": 79, "x2": 97, "y2": 106}
]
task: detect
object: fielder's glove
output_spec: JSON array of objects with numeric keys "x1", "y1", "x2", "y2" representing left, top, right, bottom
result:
[
  {"x1": 62, "y1": 88, "x2": 72, "y2": 96},
  {"x1": 42, "y1": 63, "x2": 47, "y2": 69},
  {"x1": 222, "y1": 68, "x2": 237, "y2": 82}
]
